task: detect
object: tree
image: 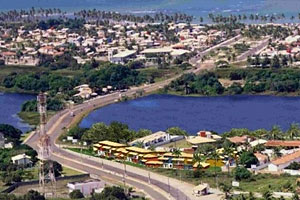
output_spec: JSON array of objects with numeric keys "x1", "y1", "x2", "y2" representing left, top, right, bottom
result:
[
  {"x1": 239, "y1": 151, "x2": 258, "y2": 168},
  {"x1": 0, "y1": 124, "x2": 22, "y2": 145},
  {"x1": 292, "y1": 193, "x2": 300, "y2": 200},
  {"x1": 234, "y1": 166, "x2": 252, "y2": 181},
  {"x1": 69, "y1": 190, "x2": 84, "y2": 199},
  {"x1": 166, "y1": 127, "x2": 187, "y2": 136},
  {"x1": 91, "y1": 186, "x2": 129, "y2": 200},
  {"x1": 23, "y1": 190, "x2": 45, "y2": 200},
  {"x1": 287, "y1": 123, "x2": 300, "y2": 139}
]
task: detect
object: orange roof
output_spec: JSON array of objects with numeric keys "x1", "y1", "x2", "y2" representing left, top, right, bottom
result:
[
  {"x1": 265, "y1": 140, "x2": 300, "y2": 147},
  {"x1": 272, "y1": 150, "x2": 300, "y2": 165},
  {"x1": 254, "y1": 153, "x2": 268, "y2": 161},
  {"x1": 228, "y1": 136, "x2": 248, "y2": 144}
]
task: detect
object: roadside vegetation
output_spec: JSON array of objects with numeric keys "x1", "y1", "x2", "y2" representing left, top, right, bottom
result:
[{"x1": 164, "y1": 68, "x2": 300, "y2": 96}]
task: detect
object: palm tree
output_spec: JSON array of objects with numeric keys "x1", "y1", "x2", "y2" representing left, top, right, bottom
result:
[
  {"x1": 209, "y1": 150, "x2": 219, "y2": 184},
  {"x1": 287, "y1": 123, "x2": 300, "y2": 140},
  {"x1": 224, "y1": 146, "x2": 235, "y2": 176},
  {"x1": 193, "y1": 152, "x2": 207, "y2": 173},
  {"x1": 219, "y1": 182, "x2": 232, "y2": 200},
  {"x1": 172, "y1": 148, "x2": 182, "y2": 168},
  {"x1": 269, "y1": 125, "x2": 283, "y2": 140}
]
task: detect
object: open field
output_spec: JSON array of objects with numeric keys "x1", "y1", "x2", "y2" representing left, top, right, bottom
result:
[{"x1": 18, "y1": 111, "x2": 56, "y2": 126}]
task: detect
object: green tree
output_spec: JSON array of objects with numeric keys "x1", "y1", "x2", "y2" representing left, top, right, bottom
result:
[
  {"x1": 234, "y1": 167, "x2": 252, "y2": 181},
  {"x1": 69, "y1": 190, "x2": 84, "y2": 199},
  {"x1": 239, "y1": 151, "x2": 258, "y2": 168}
]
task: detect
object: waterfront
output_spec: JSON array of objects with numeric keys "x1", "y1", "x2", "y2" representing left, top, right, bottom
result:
[
  {"x1": 1, "y1": 0, "x2": 300, "y2": 19},
  {"x1": 80, "y1": 94, "x2": 300, "y2": 134},
  {"x1": 0, "y1": 93, "x2": 35, "y2": 132}
]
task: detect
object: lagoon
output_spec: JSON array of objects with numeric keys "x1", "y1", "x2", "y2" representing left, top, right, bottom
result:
[
  {"x1": 80, "y1": 94, "x2": 300, "y2": 134},
  {"x1": 0, "y1": 93, "x2": 35, "y2": 133}
]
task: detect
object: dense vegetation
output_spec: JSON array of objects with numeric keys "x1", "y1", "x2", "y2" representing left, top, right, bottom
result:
[
  {"x1": 2, "y1": 63, "x2": 146, "y2": 112},
  {"x1": 166, "y1": 69, "x2": 300, "y2": 95},
  {"x1": 0, "y1": 124, "x2": 38, "y2": 185}
]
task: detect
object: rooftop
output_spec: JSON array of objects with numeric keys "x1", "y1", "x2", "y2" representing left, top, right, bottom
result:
[
  {"x1": 265, "y1": 140, "x2": 300, "y2": 147},
  {"x1": 98, "y1": 140, "x2": 127, "y2": 148},
  {"x1": 272, "y1": 150, "x2": 300, "y2": 165}
]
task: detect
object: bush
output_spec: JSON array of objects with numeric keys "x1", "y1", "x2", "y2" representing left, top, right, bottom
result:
[
  {"x1": 240, "y1": 151, "x2": 258, "y2": 168},
  {"x1": 69, "y1": 190, "x2": 84, "y2": 199},
  {"x1": 286, "y1": 162, "x2": 300, "y2": 170},
  {"x1": 234, "y1": 167, "x2": 252, "y2": 181}
]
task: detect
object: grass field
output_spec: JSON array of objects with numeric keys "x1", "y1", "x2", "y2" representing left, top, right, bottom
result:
[
  {"x1": 138, "y1": 66, "x2": 184, "y2": 82},
  {"x1": 18, "y1": 111, "x2": 56, "y2": 126}
]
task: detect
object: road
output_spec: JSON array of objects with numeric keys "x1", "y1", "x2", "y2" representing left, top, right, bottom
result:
[
  {"x1": 236, "y1": 38, "x2": 269, "y2": 61},
  {"x1": 23, "y1": 36, "x2": 248, "y2": 200}
]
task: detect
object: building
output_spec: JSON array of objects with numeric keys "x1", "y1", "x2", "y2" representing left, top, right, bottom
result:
[
  {"x1": 96, "y1": 141, "x2": 127, "y2": 157},
  {"x1": 11, "y1": 153, "x2": 32, "y2": 167},
  {"x1": 265, "y1": 140, "x2": 300, "y2": 148},
  {"x1": 130, "y1": 131, "x2": 183, "y2": 148},
  {"x1": 268, "y1": 150, "x2": 300, "y2": 172},
  {"x1": 197, "y1": 131, "x2": 222, "y2": 140},
  {"x1": 254, "y1": 152, "x2": 269, "y2": 166},
  {"x1": 109, "y1": 50, "x2": 136, "y2": 64},
  {"x1": 228, "y1": 136, "x2": 251, "y2": 145},
  {"x1": 186, "y1": 136, "x2": 216, "y2": 146},
  {"x1": 0, "y1": 132, "x2": 4, "y2": 148},
  {"x1": 67, "y1": 179, "x2": 106, "y2": 196},
  {"x1": 193, "y1": 184, "x2": 210, "y2": 196},
  {"x1": 74, "y1": 84, "x2": 93, "y2": 99}
]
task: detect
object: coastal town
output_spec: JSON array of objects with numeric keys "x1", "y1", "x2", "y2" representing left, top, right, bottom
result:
[{"x1": 2, "y1": 4, "x2": 300, "y2": 200}]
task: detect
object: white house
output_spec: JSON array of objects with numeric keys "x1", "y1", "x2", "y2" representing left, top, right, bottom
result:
[
  {"x1": 109, "y1": 50, "x2": 136, "y2": 64},
  {"x1": 268, "y1": 150, "x2": 300, "y2": 172},
  {"x1": 130, "y1": 131, "x2": 180, "y2": 148},
  {"x1": 11, "y1": 154, "x2": 32, "y2": 166},
  {"x1": 67, "y1": 179, "x2": 106, "y2": 196}
]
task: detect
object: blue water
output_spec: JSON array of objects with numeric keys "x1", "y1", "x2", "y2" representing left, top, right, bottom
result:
[
  {"x1": 80, "y1": 94, "x2": 300, "y2": 134},
  {"x1": 1, "y1": 0, "x2": 300, "y2": 19},
  {"x1": 0, "y1": 93, "x2": 35, "y2": 133}
]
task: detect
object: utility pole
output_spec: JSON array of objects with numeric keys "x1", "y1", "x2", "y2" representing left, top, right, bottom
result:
[{"x1": 37, "y1": 92, "x2": 56, "y2": 196}]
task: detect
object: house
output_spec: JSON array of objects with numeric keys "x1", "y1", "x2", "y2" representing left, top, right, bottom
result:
[
  {"x1": 0, "y1": 132, "x2": 4, "y2": 148},
  {"x1": 254, "y1": 153, "x2": 269, "y2": 166},
  {"x1": 67, "y1": 179, "x2": 106, "y2": 196},
  {"x1": 193, "y1": 184, "x2": 210, "y2": 196},
  {"x1": 96, "y1": 141, "x2": 127, "y2": 157},
  {"x1": 197, "y1": 131, "x2": 222, "y2": 140},
  {"x1": 268, "y1": 150, "x2": 300, "y2": 172},
  {"x1": 186, "y1": 136, "x2": 216, "y2": 146},
  {"x1": 11, "y1": 154, "x2": 32, "y2": 167},
  {"x1": 125, "y1": 146, "x2": 152, "y2": 163},
  {"x1": 74, "y1": 84, "x2": 93, "y2": 99},
  {"x1": 265, "y1": 140, "x2": 300, "y2": 148},
  {"x1": 130, "y1": 131, "x2": 183, "y2": 148},
  {"x1": 109, "y1": 50, "x2": 136, "y2": 64},
  {"x1": 228, "y1": 136, "x2": 251, "y2": 145}
]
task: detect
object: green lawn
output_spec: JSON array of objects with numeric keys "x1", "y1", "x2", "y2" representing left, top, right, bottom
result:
[
  {"x1": 138, "y1": 66, "x2": 184, "y2": 82},
  {"x1": 18, "y1": 111, "x2": 56, "y2": 126}
]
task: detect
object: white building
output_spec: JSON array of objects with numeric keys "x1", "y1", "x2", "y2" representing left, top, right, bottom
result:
[
  {"x1": 67, "y1": 179, "x2": 106, "y2": 196},
  {"x1": 130, "y1": 131, "x2": 181, "y2": 148},
  {"x1": 268, "y1": 150, "x2": 300, "y2": 172},
  {"x1": 109, "y1": 50, "x2": 136, "y2": 64},
  {"x1": 11, "y1": 154, "x2": 32, "y2": 166}
]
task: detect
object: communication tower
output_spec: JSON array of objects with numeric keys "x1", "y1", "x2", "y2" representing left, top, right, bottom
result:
[{"x1": 37, "y1": 92, "x2": 56, "y2": 195}]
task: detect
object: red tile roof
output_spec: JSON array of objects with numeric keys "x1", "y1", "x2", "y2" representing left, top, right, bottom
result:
[
  {"x1": 265, "y1": 140, "x2": 300, "y2": 147},
  {"x1": 228, "y1": 136, "x2": 248, "y2": 144},
  {"x1": 272, "y1": 150, "x2": 300, "y2": 165},
  {"x1": 254, "y1": 153, "x2": 268, "y2": 162}
]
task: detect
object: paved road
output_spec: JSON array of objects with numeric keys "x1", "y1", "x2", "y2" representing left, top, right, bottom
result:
[
  {"x1": 236, "y1": 38, "x2": 269, "y2": 61},
  {"x1": 24, "y1": 36, "x2": 247, "y2": 200}
]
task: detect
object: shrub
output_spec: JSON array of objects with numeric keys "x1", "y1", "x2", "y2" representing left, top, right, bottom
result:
[
  {"x1": 234, "y1": 167, "x2": 252, "y2": 181},
  {"x1": 69, "y1": 190, "x2": 84, "y2": 199}
]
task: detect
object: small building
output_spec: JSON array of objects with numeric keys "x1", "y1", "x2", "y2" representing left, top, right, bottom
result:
[
  {"x1": 268, "y1": 150, "x2": 300, "y2": 172},
  {"x1": 11, "y1": 154, "x2": 32, "y2": 167},
  {"x1": 67, "y1": 179, "x2": 106, "y2": 196},
  {"x1": 96, "y1": 141, "x2": 127, "y2": 157},
  {"x1": 186, "y1": 136, "x2": 216, "y2": 146},
  {"x1": 265, "y1": 140, "x2": 300, "y2": 149},
  {"x1": 193, "y1": 184, "x2": 209, "y2": 196},
  {"x1": 130, "y1": 131, "x2": 176, "y2": 148},
  {"x1": 228, "y1": 136, "x2": 251, "y2": 145},
  {"x1": 74, "y1": 84, "x2": 93, "y2": 99},
  {"x1": 254, "y1": 152, "x2": 269, "y2": 166},
  {"x1": 109, "y1": 50, "x2": 136, "y2": 64},
  {"x1": 125, "y1": 146, "x2": 152, "y2": 163},
  {"x1": 0, "y1": 132, "x2": 4, "y2": 148}
]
